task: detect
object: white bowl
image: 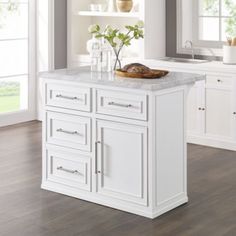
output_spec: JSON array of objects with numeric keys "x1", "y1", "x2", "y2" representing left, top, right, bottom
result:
[{"x1": 89, "y1": 4, "x2": 104, "y2": 12}]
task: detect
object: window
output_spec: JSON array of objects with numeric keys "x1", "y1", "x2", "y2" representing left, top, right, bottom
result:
[
  {"x1": 0, "y1": 0, "x2": 36, "y2": 127},
  {"x1": 0, "y1": 0, "x2": 29, "y2": 113},
  {"x1": 177, "y1": 0, "x2": 236, "y2": 55},
  {"x1": 194, "y1": 0, "x2": 236, "y2": 44}
]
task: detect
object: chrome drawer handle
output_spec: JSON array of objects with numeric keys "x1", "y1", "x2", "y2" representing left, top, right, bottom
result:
[
  {"x1": 95, "y1": 141, "x2": 101, "y2": 174},
  {"x1": 57, "y1": 166, "x2": 80, "y2": 175},
  {"x1": 56, "y1": 128, "x2": 81, "y2": 136},
  {"x1": 56, "y1": 94, "x2": 81, "y2": 100},
  {"x1": 108, "y1": 102, "x2": 132, "y2": 108}
]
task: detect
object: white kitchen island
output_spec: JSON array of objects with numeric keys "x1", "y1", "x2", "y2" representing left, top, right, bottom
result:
[{"x1": 40, "y1": 67, "x2": 205, "y2": 219}]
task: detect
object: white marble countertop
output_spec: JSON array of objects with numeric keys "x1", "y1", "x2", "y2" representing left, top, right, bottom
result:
[{"x1": 40, "y1": 67, "x2": 205, "y2": 91}]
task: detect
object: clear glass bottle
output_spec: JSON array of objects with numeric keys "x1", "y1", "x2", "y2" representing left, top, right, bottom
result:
[
  {"x1": 87, "y1": 35, "x2": 102, "y2": 72},
  {"x1": 101, "y1": 39, "x2": 113, "y2": 72}
]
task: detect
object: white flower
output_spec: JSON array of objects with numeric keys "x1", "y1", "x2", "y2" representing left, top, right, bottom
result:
[
  {"x1": 136, "y1": 20, "x2": 144, "y2": 28},
  {"x1": 88, "y1": 24, "x2": 99, "y2": 33}
]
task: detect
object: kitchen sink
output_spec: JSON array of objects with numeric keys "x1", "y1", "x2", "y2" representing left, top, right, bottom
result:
[{"x1": 159, "y1": 57, "x2": 211, "y2": 64}]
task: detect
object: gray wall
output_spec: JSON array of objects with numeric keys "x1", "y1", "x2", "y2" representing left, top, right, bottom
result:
[
  {"x1": 166, "y1": 0, "x2": 179, "y2": 58},
  {"x1": 166, "y1": 0, "x2": 196, "y2": 58},
  {"x1": 54, "y1": 0, "x2": 67, "y2": 69}
]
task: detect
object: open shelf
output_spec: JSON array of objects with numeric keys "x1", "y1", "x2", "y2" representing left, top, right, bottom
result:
[
  {"x1": 68, "y1": 0, "x2": 166, "y2": 68},
  {"x1": 77, "y1": 11, "x2": 140, "y2": 18}
]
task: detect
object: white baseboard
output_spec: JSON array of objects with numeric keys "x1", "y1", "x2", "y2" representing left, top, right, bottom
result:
[{"x1": 188, "y1": 135, "x2": 236, "y2": 151}]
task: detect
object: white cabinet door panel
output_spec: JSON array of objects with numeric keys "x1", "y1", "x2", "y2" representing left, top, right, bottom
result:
[
  {"x1": 96, "y1": 120, "x2": 148, "y2": 206},
  {"x1": 233, "y1": 80, "x2": 236, "y2": 140},
  {"x1": 205, "y1": 88, "x2": 233, "y2": 138},
  {"x1": 187, "y1": 81, "x2": 204, "y2": 135}
]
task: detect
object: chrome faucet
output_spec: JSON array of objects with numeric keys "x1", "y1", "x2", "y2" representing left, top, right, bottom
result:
[{"x1": 185, "y1": 40, "x2": 194, "y2": 60}]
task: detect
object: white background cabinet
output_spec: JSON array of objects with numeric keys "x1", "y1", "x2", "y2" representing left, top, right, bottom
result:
[
  {"x1": 187, "y1": 75, "x2": 236, "y2": 144},
  {"x1": 143, "y1": 60, "x2": 236, "y2": 151},
  {"x1": 205, "y1": 86, "x2": 234, "y2": 138}
]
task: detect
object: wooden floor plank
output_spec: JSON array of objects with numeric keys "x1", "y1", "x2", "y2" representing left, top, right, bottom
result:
[{"x1": 0, "y1": 121, "x2": 236, "y2": 236}]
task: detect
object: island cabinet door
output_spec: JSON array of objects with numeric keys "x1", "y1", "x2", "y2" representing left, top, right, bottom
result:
[{"x1": 95, "y1": 120, "x2": 148, "y2": 206}]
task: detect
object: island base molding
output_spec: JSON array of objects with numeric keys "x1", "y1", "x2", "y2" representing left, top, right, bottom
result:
[{"x1": 41, "y1": 182, "x2": 188, "y2": 219}]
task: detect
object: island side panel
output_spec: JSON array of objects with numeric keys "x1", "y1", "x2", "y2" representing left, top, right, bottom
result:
[{"x1": 153, "y1": 85, "x2": 189, "y2": 217}]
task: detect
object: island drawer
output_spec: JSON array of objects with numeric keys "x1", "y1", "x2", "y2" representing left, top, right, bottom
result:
[
  {"x1": 95, "y1": 89, "x2": 148, "y2": 121},
  {"x1": 46, "y1": 111, "x2": 91, "y2": 152},
  {"x1": 46, "y1": 148, "x2": 91, "y2": 192},
  {"x1": 45, "y1": 83, "x2": 91, "y2": 112}
]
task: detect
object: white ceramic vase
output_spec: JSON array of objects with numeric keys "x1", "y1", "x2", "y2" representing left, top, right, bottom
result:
[{"x1": 223, "y1": 45, "x2": 236, "y2": 65}]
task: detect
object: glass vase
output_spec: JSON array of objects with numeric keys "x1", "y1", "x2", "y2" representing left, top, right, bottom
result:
[{"x1": 113, "y1": 49, "x2": 122, "y2": 71}]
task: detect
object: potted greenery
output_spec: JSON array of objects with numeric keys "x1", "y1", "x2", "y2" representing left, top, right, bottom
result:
[{"x1": 88, "y1": 21, "x2": 144, "y2": 70}]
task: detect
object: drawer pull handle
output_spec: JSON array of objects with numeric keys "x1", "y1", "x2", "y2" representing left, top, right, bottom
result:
[
  {"x1": 108, "y1": 102, "x2": 132, "y2": 108},
  {"x1": 57, "y1": 166, "x2": 80, "y2": 175},
  {"x1": 56, "y1": 94, "x2": 81, "y2": 100},
  {"x1": 95, "y1": 141, "x2": 101, "y2": 174},
  {"x1": 217, "y1": 79, "x2": 222, "y2": 83},
  {"x1": 56, "y1": 128, "x2": 81, "y2": 136}
]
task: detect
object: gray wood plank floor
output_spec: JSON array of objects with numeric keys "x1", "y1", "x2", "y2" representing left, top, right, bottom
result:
[{"x1": 0, "y1": 121, "x2": 236, "y2": 236}]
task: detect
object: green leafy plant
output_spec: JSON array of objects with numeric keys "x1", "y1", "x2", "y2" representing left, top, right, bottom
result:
[
  {"x1": 224, "y1": 0, "x2": 236, "y2": 37},
  {"x1": 202, "y1": 0, "x2": 219, "y2": 16},
  {"x1": 88, "y1": 21, "x2": 144, "y2": 70}
]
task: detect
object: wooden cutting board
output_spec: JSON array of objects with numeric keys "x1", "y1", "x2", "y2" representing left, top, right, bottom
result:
[{"x1": 115, "y1": 69, "x2": 169, "y2": 79}]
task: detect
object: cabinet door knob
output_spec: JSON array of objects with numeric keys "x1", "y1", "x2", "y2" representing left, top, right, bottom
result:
[
  {"x1": 217, "y1": 79, "x2": 222, "y2": 82},
  {"x1": 198, "y1": 108, "x2": 202, "y2": 110},
  {"x1": 202, "y1": 108, "x2": 205, "y2": 111},
  {"x1": 233, "y1": 112, "x2": 236, "y2": 115}
]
